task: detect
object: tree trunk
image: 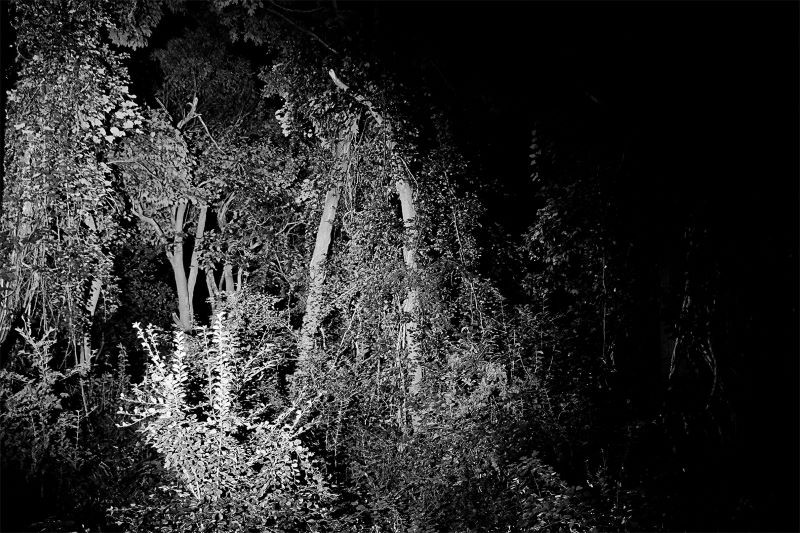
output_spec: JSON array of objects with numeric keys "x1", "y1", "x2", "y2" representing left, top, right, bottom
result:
[
  {"x1": 170, "y1": 200, "x2": 192, "y2": 331},
  {"x1": 80, "y1": 277, "x2": 102, "y2": 368},
  {"x1": 297, "y1": 120, "x2": 355, "y2": 376},
  {"x1": 78, "y1": 213, "x2": 105, "y2": 368},
  {"x1": 326, "y1": 70, "x2": 424, "y2": 395},
  {"x1": 223, "y1": 263, "x2": 236, "y2": 295},
  {"x1": 298, "y1": 186, "x2": 340, "y2": 374},
  {"x1": 395, "y1": 178, "x2": 422, "y2": 394},
  {"x1": 187, "y1": 205, "x2": 208, "y2": 318},
  {"x1": 205, "y1": 269, "x2": 218, "y2": 314}
]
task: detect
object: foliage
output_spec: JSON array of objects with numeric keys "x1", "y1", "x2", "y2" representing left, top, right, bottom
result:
[
  {"x1": 194, "y1": 131, "x2": 312, "y2": 299},
  {"x1": 0, "y1": 322, "x2": 161, "y2": 531},
  {"x1": 152, "y1": 26, "x2": 261, "y2": 132},
  {"x1": 119, "y1": 306, "x2": 334, "y2": 532},
  {"x1": 115, "y1": 108, "x2": 199, "y2": 241},
  {"x1": 1, "y1": 0, "x2": 143, "y2": 358},
  {"x1": 0, "y1": 323, "x2": 80, "y2": 475}
]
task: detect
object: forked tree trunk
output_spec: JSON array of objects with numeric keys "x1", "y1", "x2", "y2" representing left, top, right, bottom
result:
[{"x1": 215, "y1": 194, "x2": 239, "y2": 299}]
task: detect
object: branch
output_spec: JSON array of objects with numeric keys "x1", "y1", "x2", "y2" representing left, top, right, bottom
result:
[
  {"x1": 131, "y1": 204, "x2": 171, "y2": 259},
  {"x1": 277, "y1": 220, "x2": 303, "y2": 235},
  {"x1": 268, "y1": 0, "x2": 323, "y2": 14},
  {"x1": 106, "y1": 157, "x2": 141, "y2": 165},
  {"x1": 196, "y1": 115, "x2": 222, "y2": 152},
  {"x1": 173, "y1": 96, "x2": 222, "y2": 152},
  {"x1": 176, "y1": 96, "x2": 199, "y2": 130},
  {"x1": 267, "y1": 7, "x2": 338, "y2": 55},
  {"x1": 154, "y1": 97, "x2": 174, "y2": 123},
  {"x1": 328, "y1": 70, "x2": 383, "y2": 125},
  {"x1": 217, "y1": 193, "x2": 236, "y2": 231},
  {"x1": 130, "y1": 204, "x2": 166, "y2": 239}
]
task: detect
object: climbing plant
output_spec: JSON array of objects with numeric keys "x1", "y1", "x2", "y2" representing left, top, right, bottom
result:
[{"x1": 1, "y1": 0, "x2": 143, "y2": 364}]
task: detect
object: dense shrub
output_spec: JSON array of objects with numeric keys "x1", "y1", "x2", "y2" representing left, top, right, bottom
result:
[{"x1": 118, "y1": 307, "x2": 334, "y2": 532}]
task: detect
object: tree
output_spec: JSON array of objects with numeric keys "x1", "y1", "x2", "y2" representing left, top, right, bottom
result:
[
  {"x1": 112, "y1": 107, "x2": 204, "y2": 332},
  {"x1": 1, "y1": 0, "x2": 141, "y2": 366}
]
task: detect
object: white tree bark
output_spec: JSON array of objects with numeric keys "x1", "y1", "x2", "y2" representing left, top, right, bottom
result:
[
  {"x1": 298, "y1": 186, "x2": 341, "y2": 375},
  {"x1": 297, "y1": 121, "x2": 355, "y2": 376},
  {"x1": 223, "y1": 263, "x2": 236, "y2": 295},
  {"x1": 79, "y1": 277, "x2": 102, "y2": 368},
  {"x1": 395, "y1": 178, "x2": 422, "y2": 394},
  {"x1": 169, "y1": 200, "x2": 193, "y2": 332},
  {"x1": 187, "y1": 205, "x2": 208, "y2": 319},
  {"x1": 327, "y1": 70, "x2": 425, "y2": 397}
]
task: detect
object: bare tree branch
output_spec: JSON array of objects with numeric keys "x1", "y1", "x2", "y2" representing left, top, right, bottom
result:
[
  {"x1": 267, "y1": 7, "x2": 338, "y2": 55},
  {"x1": 328, "y1": 69, "x2": 383, "y2": 125},
  {"x1": 130, "y1": 204, "x2": 166, "y2": 239},
  {"x1": 268, "y1": 0, "x2": 323, "y2": 14},
  {"x1": 176, "y1": 95, "x2": 199, "y2": 130}
]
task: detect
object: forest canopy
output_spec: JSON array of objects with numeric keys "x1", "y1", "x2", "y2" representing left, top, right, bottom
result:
[{"x1": 0, "y1": 1, "x2": 797, "y2": 532}]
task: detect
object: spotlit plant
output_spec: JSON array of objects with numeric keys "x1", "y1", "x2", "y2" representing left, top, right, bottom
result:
[{"x1": 119, "y1": 312, "x2": 333, "y2": 532}]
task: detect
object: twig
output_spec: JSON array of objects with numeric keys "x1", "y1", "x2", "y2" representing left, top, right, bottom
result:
[
  {"x1": 268, "y1": 0, "x2": 323, "y2": 14},
  {"x1": 196, "y1": 115, "x2": 222, "y2": 152},
  {"x1": 176, "y1": 96, "x2": 222, "y2": 152},
  {"x1": 267, "y1": 7, "x2": 338, "y2": 54},
  {"x1": 154, "y1": 97, "x2": 174, "y2": 122},
  {"x1": 106, "y1": 157, "x2": 141, "y2": 164}
]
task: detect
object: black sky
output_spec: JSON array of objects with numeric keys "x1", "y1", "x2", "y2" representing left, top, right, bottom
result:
[
  {"x1": 365, "y1": 0, "x2": 799, "y2": 341},
  {"x1": 365, "y1": 1, "x2": 798, "y2": 194}
]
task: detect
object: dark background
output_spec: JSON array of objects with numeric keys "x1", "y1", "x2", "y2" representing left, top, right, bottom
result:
[{"x1": 360, "y1": 2, "x2": 799, "y2": 529}]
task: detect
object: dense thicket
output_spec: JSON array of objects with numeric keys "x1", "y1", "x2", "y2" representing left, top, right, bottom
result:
[{"x1": 1, "y1": 1, "x2": 796, "y2": 532}]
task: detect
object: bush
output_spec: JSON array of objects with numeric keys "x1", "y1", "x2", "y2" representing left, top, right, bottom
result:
[{"x1": 118, "y1": 310, "x2": 334, "y2": 532}]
